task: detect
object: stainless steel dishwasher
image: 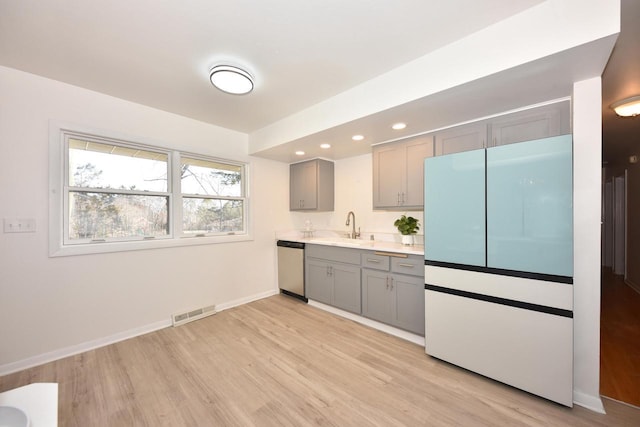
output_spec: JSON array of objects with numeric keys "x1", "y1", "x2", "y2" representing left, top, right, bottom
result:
[{"x1": 277, "y1": 240, "x2": 307, "y2": 302}]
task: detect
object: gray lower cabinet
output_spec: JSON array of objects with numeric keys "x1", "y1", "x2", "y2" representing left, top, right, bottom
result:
[
  {"x1": 306, "y1": 245, "x2": 361, "y2": 314},
  {"x1": 362, "y1": 269, "x2": 425, "y2": 335},
  {"x1": 361, "y1": 253, "x2": 425, "y2": 335},
  {"x1": 306, "y1": 244, "x2": 424, "y2": 333}
]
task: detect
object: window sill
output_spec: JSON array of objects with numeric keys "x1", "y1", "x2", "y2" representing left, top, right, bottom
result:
[{"x1": 49, "y1": 233, "x2": 253, "y2": 257}]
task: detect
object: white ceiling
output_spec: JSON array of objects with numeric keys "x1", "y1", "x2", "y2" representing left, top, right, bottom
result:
[{"x1": 0, "y1": 0, "x2": 542, "y2": 134}]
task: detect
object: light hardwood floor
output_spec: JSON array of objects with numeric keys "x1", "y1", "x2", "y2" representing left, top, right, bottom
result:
[
  {"x1": 2, "y1": 295, "x2": 639, "y2": 426},
  {"x1": 601, "y1": 268, "x2": 640, "y2": 407}
]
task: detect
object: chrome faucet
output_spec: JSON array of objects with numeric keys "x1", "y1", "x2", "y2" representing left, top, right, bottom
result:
[{"x1": 345, "y1": 211, "x2": 360, "y2": 239}]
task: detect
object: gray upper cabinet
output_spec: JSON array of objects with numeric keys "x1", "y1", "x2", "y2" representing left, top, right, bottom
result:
[
  {"x1": 433, "y1": 101, "x2": 570, "y2": 155},
  {"x1": 435, "y1": 121, "x2": 487, "y2": 156},
  {"x1": 290, "y1": 159, "x2": 334, "y2": 211},
  {"x1": 372, "y1": 135, "x2": 433, "y2": 210},
  {"x1": 488, "y1": 101, "x2": 570, "y2": 147}
]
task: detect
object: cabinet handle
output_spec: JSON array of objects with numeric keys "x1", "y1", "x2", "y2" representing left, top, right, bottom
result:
[
  {"x1": 385, "y1": 277, "x2": 389, "y2": 290},
  {"x1": 397, "y1": 263, "x2": 414, "y2": 268},
  {"x1": 366, "y1": 258, "x2": 381, "y2": 264},
  {"x1": 390, "y1": 278, "x2": 394, "y2": 290},
  {"x1": 374, "y1": 251, "x2": 408, "y2": 258},
  {"x1": 401, "y1": 192, "x2": 405, "y2": 205}
]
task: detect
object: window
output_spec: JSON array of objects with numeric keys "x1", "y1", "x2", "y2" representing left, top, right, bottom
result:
[
  {"x1": 181, "y1": 157, "x2": 244, "y2": 235},
  {"x1": 67, "y1": 138, "x2": 171, "y2": 243},
  {"x1": 50, "y1": 125, "x2": 249, "y2": 256}
]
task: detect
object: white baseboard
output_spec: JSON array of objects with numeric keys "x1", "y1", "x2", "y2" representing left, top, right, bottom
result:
[
  {"x1": 625, "y1": 278, "x2": 640, "y2": 295},
  {"x1": 0, "y1": 319, "x2": 171, "y2": 376},
  {"x1": 307, "y1": 299, "x2": 425, "y2": 346},
  {"x1": 215, "y1": 289, "x2": 279, "y2": 312},
  {"x1": 573, "y1": 390, "x2": 606, "y2": 414},
  {"x1": 0, "y1": 289, "x2": 279, "y2": 376}
]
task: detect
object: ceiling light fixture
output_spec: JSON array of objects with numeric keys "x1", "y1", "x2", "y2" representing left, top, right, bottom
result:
[
  {"x1": 295, "y1": 150, "x2": 305, "y2": 156},
  {"x1": 352, "y1": 135, "x2": 364, "y2": 141},
  {"x1": 392, "y1": 122, "x2": 407, "y2": 130},
  {"x1": 209, "y1": 65, "x2": 254, "y2": 95},
  {"x1": 320, "y1": 143, "x2": 331, "y2": 149},
  {"x1": 611, "y1": 95, "x2": 640, "y2": 117}
]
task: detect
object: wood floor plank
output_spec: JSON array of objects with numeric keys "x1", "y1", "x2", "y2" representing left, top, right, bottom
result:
[
  {"x1": 600, "y1": 269, "x2": 640, "y2": 407},
  {"x1": 2, "y1": 294, "x2": 640, "y2": 426}
]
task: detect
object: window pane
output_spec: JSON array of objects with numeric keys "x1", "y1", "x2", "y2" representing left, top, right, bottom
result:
[
  {"x1": 69, "y1": 139, "x2": 168, "y2": 192},
  {"x1": 68, "y1": 192, "x2": 169, "y2": 240},
  {"x1": 182, "y1": 198, "x2": 243, "y2": 233},
  {"x1": 181, "y1": 157, "x2": 241, "y2": 197}
]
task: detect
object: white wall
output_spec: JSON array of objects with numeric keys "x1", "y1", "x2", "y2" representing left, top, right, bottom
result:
[
  {"x1": 0, "y1": 67, "x2": 291, "y2": 372},
  {"x1": 572, "y1": 77, "x2": 605, "y2": 412}
]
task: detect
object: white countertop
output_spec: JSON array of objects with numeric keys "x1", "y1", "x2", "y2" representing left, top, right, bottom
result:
[{"x1": 279, "y1": 236, "x2": 424, "y2": 256}]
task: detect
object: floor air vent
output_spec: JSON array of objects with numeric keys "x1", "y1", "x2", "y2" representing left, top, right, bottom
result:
[{"x1": 172, "y1": 304, "x2": 216, "y2": 327}]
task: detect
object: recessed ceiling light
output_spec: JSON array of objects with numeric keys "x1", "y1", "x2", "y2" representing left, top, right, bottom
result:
[
  {"x1": 295, "y1": 150, "x2": 305, "y2": 156},
  {"x1": 392, "y1": 122, "x2": 407, "y2": 130},
  {"x1": 352, "y1": 135, "x2": 364, "y2": 141},
  {"x1": 209, "y1": 65, "x2": 254, "y2": 95},
  {"x1": 320, "y1": 143, "x2": 331, "y2": 149}
]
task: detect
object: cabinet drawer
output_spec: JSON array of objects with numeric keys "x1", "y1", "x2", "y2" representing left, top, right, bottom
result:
[
  {"x1": 391, "y1": 255, "x2": 423, "y2": 277},
  {"x1": 306, "y1": 244, "x2": 361, "y2": 265},
  {"x1": 361, "y1": 253, "x2": 390, "y2": 271}
]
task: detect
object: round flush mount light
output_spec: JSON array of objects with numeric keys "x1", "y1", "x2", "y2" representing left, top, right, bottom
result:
[
  {"x1": 320, "y1": 143, "x2": 331, "y2": 149},
  {"x1": 209, "y1": 65, "x2": 254, "y2": 95},
  {"x1": 611, "y1": 95, "x2": 640, "y2": 117},
  {"x1": 352, "y1": 135, "x2": 364, "y2": 141},
  {"x1": 295, "y1": 150, "x2": 305, "y2": 156},
  {"x1": 392, "y1": 122, "x2": 407, "y2": 130}
]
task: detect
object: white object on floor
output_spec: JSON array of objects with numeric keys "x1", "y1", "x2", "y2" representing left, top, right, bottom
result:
[
  {"x1": 0, "y1": 406, "x2": 28, "y2": 427},
  {"x1": 0, "y1": 383, "x2": 58, "y2": 427}
]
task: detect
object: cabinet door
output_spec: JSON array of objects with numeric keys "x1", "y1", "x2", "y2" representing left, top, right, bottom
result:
[
  {"x1": 290, "y1": 161, "x2": 317, "y2": 210},
  {"x1": 425, "y1": 149, "x2": 486, "y2": 266},
  {"x1": 362, "y1": 269, "x2": 392, "y2": 324},
  {"x1": 372, "y1": 143, "x2": 405, "y2": 208},
  {"x1": 489, "y1": 102, "x2": 570, "y2": 147},
  {"x1": 435, "y1": 122, "x2": 486, "y2": 155},
  {"x1": 331, "y1": 263, "x2": 361, "y2": 314},
  {"x1": 404, "y1": 136, "x2": 434, "y2": 207},
  {"x1": 391, "y1": 274, "x2": 425, "y2": 335},
  {"x1": 305, "y1": 259, "x2": 332, "y2": 304}
]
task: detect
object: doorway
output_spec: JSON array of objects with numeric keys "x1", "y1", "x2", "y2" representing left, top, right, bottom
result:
[{"x1": 600, "y1": 170, "x2": 640, "y2": 407}]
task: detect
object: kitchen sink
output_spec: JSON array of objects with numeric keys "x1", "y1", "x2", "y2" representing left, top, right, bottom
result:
[{"x1": 308, "y1": 237, "x2": 366, "y2": 247}]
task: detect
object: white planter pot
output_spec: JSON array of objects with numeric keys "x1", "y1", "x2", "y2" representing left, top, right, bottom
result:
[{"x1": 401, "y1": 235, "x2": 414, "y2": 246}]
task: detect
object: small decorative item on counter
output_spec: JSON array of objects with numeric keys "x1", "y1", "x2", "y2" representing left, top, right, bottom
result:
[{"x1": 394, "y1": 215, "x2": 420, "y2": 245}]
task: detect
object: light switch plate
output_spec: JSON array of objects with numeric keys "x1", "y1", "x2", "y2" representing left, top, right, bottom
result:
[{"x1": 3, "y1": 218, "x2": 36, "y2": 233}]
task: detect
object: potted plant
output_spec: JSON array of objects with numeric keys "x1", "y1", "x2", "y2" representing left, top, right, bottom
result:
[{"x1": 394, "y1": 215, "x2": 420, "y2": 245}]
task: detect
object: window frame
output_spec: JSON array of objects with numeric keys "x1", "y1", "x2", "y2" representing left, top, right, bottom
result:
[{"x1": 49, "y1": 122, "x2": 252, "y2": 257}]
